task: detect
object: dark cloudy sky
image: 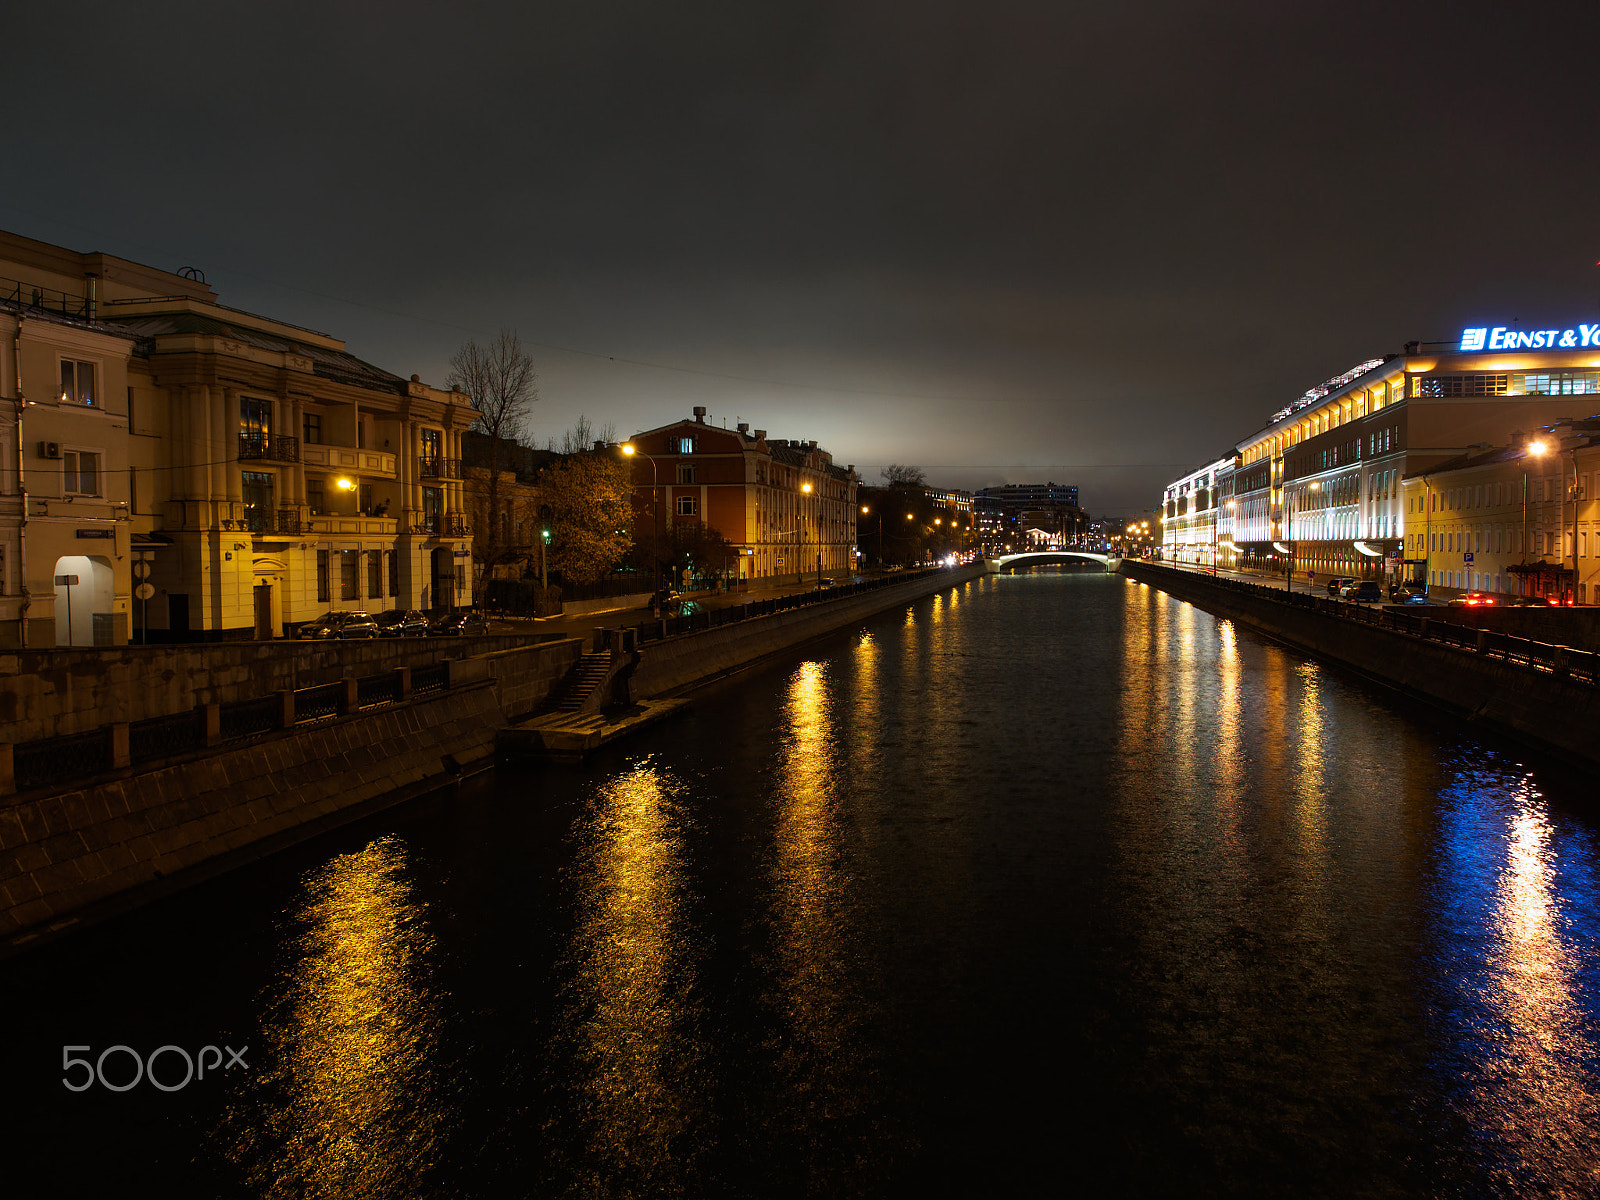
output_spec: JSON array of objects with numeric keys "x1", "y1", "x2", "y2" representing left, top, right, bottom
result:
[{"x1": 6, "y1": 1, "x2": 1599, "y2": 513}]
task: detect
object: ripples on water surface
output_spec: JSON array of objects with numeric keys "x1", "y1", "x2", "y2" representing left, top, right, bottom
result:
[{"x1": 7, "y1": 573, "x2": 1600, "y2": 1196}]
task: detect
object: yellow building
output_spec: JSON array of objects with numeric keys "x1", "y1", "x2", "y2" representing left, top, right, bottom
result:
[
  {"x1": 0, "y1": 229, "x2": 477, "y2": 646},
  {"x1": 1402, "y1": 417, "x2": 1600, "y2": 602}
]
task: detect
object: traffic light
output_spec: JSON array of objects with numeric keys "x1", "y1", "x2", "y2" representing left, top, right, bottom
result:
[{"x1": 542, "y1": 528, "x2": 551, "y2": 545}]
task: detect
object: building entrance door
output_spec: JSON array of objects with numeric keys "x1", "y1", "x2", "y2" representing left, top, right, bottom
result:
[{"x1": 254, "y1": 584, "x2": 273, "y2": 640}]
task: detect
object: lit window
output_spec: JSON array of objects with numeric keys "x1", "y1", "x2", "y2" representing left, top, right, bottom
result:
[
  {"x1": 63, "y1": 450, "x2": 101, "y2": 496},
  {"x1": 59, "y1": 359, "x2": 97, "y2": 405},
  {"x1": 677, "y1": 436, "x2": 695, "y2": 454}
]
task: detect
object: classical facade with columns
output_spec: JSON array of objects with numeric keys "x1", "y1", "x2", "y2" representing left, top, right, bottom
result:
[{"x1": 0, "y1": 228, "x2": 476, "y2": 645}]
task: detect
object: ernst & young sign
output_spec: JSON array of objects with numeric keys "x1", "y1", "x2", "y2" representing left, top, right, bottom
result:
[{"x1": 1460, "y1": 325, "x2": 1600, "y2": 351}]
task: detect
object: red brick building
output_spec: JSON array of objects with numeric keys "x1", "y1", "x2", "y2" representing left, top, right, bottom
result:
[{"x1": 625, "y1": 408, "x2": 858, "y2": 580}]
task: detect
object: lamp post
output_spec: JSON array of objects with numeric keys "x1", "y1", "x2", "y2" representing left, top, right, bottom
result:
[
  {"x1": 1523, "y1": 439, "x2": 1547, "y2": 600},
  {"x1": 1286, "y1": 481, "x2": 1319, "y2": 592},
  {"x1": 862, "y1": 504, "x2": 881, "y2": 571},
  {"x1": 799, "y1": 481, "x2": 813, "y2": 586},
  {"x1": 620, "y1": 444, "x2": 662, "y2": 605}
]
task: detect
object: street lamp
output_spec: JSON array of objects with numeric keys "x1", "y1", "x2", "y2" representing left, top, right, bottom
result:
[
  {"x1": 620, "y1": 443, "x2": 663, "y2": 604},
  {"x1": 1522, "y1": 438, "x2": 1548, "y2": 599},
  {"x1": 1286, "y1": 481, "x2": 1319, "y2": 592}
]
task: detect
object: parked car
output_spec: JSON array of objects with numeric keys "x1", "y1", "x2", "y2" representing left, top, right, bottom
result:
[
  {"x1": 1391, "y1": 585, "x2": 1428, "y2": 604},
  {"x1": 1345, "y1": 580, "x2": 1384, "y2": 603},
  {"x1": 428, "y1": 609, "x2": 490, "y2": 636},
  {"x1": 1326, "y1": 576, "x2": 1356, "y2": 597},
  {"x1": 1447, "y1": 591, "x2": 1498, "y2": 608},
  {"x1": 375, "y1": 609, "x2": 430, "y2": 638},
  {"x1": 1401, "y1": 591, "x2": 1436, "y2": 605},
  {"x1": 650, "y1": 589, "x2": 683, "y2": 615},
  {"x1": 296, "y1": 610, "x2": 380, "y2": 639}
]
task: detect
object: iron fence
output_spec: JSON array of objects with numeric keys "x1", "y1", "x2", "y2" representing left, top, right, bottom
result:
[
  {"x1": 220, "y1": 695, "x2": 281, "y2": 741},
  {"x1": 295, "y1": 682, "x2": 344, "y2": 723},
  {"x1": 413, "y1": 662, "x2": 448, "y2": 696},
  {"x1": 14, "y1": 729, "x2": 111, "y2": 791},
  {"x1": 128, "y1": 710, "x2": 203, "y2": 764},
  {"x1": 356, "y1": 673, "x2": 401, "y2": 708}
]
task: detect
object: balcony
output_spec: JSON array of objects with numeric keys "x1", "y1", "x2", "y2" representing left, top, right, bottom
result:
[
  {"x1": 418, "y1": 456, "x2": 462, "y2": 480},
  {"x1": 411, "y1": 514, "x2": 470, "y2": 537},
  {"x1": 302, "y1": 443, "x2": 397, "y2": 478},
  {"x1": 239, "y1": 433, "x2": 300, "y2": 463},
  {"x1": 237, "y1": 507, "x2": 305, "y2": 535}
]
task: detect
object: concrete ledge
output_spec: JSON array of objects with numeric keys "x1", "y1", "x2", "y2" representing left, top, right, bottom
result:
[{"x1": 630, "y1": 564, "x2": 985, "y2": 698}]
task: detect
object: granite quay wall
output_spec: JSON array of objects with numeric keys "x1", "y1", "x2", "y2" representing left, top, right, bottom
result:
[
  {"x1": 0, "y1": 680, "x2": 506, "y2": 949},
  {"x1": 626, "y1": 563, "x2": 987, "y2": 699},
  {"x1": 0, "y1": 633, "x2": 554, "y2": 744},
  {"x1": 1121, "y1": 560, "x2": 1600, "y2": 768},
  {"x1": 1399, "y1": 604, "x2": 1600, "y2": 652}
]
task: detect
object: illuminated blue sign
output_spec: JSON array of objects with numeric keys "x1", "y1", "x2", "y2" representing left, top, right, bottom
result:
[{"x1": 1459, "y1": 325, "x2": 1600, "y2": 351}]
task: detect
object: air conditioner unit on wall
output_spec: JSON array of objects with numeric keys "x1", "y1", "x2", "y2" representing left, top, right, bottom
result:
[{"x1": 39, "y1": 441, "x2": 61, "y2": 459}]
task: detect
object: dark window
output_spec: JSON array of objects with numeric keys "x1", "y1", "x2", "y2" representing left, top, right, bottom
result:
[
  {"x1": 317, "y1": 550, "x2": 330, "y2": 602},
  {"x1": 368, "y1": 551, "x2": 383, "y2": 598},
  {"x1": 306, "y1": 479, "x2": 324, "y2": 513},
  {"x1": 387, "y1": 550, "x2": 398, "y2": 597},
  {"x1": 242, "y1": 471, "x2": 273, "y2": 532},
  {"x1": 341, "y1": 550, "x2": 359, "y2": 600},
  {"x1": 422, "y1": 486, "x2": 442, "y2": 532},
  {"x1": 302, "y1": 412, "x2": 322, "y2": 444},
  {"x1": 677, "y1": 464, "x2": 696, "y2": 483},
  {"x1": 63, "y1": 450, "x2": 101, "y2": 496},
  {"x1": 676, "y1": 495, "x2": 698, "y2": 516}
]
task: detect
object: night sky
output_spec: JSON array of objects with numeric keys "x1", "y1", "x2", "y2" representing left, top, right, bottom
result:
[{"x1": 6, "y1": 2, "x2": 1599, "y2": 513}]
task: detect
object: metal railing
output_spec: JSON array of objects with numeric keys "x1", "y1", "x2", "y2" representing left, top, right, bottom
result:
[
  {"x1": 14, "y1": 729, "x2": 111, "y2": 791},
  {"x1": 0, "y1": 275, "x2": 94, "y2": 320},
  {"x1": 220, "y1": 695, "x2": 281, "y2": 741},
  {"x1": 412, "y1": 513, "x2": 470, "y2": 537},
  {"x1": 412, "y1": 662, "x2": 448, "y2": 696},
  {"x1": 296, "y1": 682, "x2": 344, "y2": 722},
  {"x1": 356, "y1": 673, "x2": 401, "y2": 708},
  {"x1": 239, "y1": 433, "x2": 300, "y2": 463},
  {"x1": 128, "y1": 710, "x2": 202, "y2": 764},
  {"x1": 418, "y1": 456, "x2": 462, "y2": 479},
  {"x1": 629, "y1": 566, "x2": 953, "y2": 644}
]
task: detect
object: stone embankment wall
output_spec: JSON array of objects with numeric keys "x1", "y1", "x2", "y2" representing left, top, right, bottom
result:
[
  {"x1": 1405, "y1": 604, "x2": 1600, "y2": 652},
  {"x1": 1121, "y1": 561, "x2": 1600, "y2": 767},
  {"x1": 2, "y1": 634, "x2": 552, "y2": 743},
  {"x1": 628, "y1": 563, "x2": 987, "y2": 698},
  {"x1": 0, "y1": 681, "x2": 506, "y2": 947}
]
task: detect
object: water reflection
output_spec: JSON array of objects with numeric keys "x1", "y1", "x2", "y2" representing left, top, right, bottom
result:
[
  {"x1": 567, "y1": 760, "x2": 705, "y2": 1194},
  {"x1": 217, "y1": 836, "x2": 451, "y2": 1200},
  {"x1": 1434, "y1": 774, "x2": 1600, "y2": 1188},
  {"x1": 767, "y1": 659, "x2": 879, "y2": 1180}
]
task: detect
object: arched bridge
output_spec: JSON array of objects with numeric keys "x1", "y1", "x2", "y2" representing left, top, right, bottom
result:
[{"x1": 986, "y1": 550, "x2": 1122, "y2": 573}]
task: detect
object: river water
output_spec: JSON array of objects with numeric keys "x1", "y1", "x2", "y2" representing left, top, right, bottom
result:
[{"x1": 7, "y1": 571, "x2": 1600, "y2": 1197}]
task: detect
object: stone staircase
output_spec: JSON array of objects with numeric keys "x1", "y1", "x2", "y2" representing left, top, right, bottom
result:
[{"x1": 549, "y1": 651, "x2": 614, "y2": 713}]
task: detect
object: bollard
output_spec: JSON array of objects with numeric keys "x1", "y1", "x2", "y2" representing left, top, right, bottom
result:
[
  {"x1": 276, "y1": 689, "x2": 296, "y2": 728},
  {"x1": 0, "y1": 742, "x2": 13, "y2": 797},
  {"x1": 341, "y1": 675, "x2": 359, "y2": 714},
  {"x1": 202, "y1": 702, "x2": 222, "y2": 747},
  {"x1": 1475, "y1": 630, "x2": 1488, "y2": 654},
  {"x1": 396, "y1": 666, "x2": 412, "y2": 700}
]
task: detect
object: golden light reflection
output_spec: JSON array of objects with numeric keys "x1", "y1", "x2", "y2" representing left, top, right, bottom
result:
[
  {"x1": 222, "y1": 836, "x2": 449, "y2": 1200},
  {"x1": 771, "y1": 660, "x2": 869, "y2": 1142},
  {"x1": 572, "y1": 760, "x2": 702, "y2": 1186},
  {"x1": 1476, "y1": 797, "x2": 1598, "y2": 1176}
]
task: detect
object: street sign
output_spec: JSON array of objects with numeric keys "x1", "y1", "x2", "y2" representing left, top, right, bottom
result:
[
  {"x1": 1464, "y1": 551, "x2": 1475, "y2": 563},
  {"x1": 134, "y1": 582, "x2": 155, "y2": 600},
  {"x1": 54, "y1": 574, "x2": 78, "y2": 586},
  {"x1": 132, "y1": 561, "x2": 150, "y2": 579}
]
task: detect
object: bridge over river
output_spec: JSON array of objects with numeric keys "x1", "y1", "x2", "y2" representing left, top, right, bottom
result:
[{"x1": 985, "y1": 550, "x2": 1122, "y2": 572}]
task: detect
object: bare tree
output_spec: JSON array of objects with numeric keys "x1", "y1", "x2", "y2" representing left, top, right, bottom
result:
[
  {"x1": 448, "y1": 330, "x2": 539, "y2": 572},
  {"x1": 881, "y1": 464, "x2": 926, "y2": 487},
  {"x1": 551, "y1": 415, "x2": 619, "y2": 455}
]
